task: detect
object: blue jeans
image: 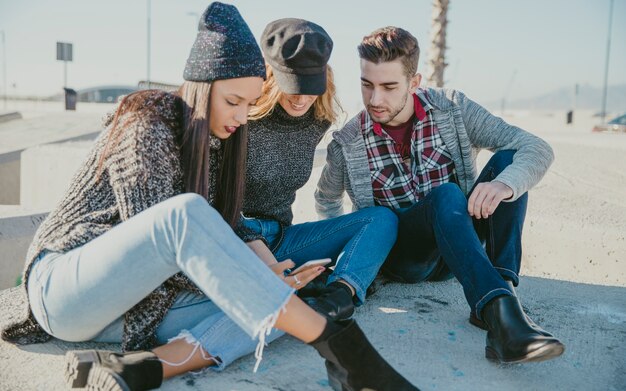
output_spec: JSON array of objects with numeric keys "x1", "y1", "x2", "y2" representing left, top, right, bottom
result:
[
  {"x1": 242, "y1": 207, "x2": 398, "y2": 304},
  {"x1": 27, "y1": 193, "x2": 293, "y2": 369},
  {"x1": 382, "y1": 150, "x2": 526, "y2": 319}
]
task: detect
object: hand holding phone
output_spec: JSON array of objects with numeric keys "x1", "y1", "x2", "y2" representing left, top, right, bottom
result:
[{"x1": 287, "y1": 258, "x2": 332, "y2": 276}]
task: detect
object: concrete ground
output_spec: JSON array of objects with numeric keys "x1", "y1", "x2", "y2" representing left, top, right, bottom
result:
[
  {"x1": 0, "y1": 103, "x2": 624, "y2": 390},
  {"x1": 1, "y1": 277, "x2": 625, "y2": 391}
]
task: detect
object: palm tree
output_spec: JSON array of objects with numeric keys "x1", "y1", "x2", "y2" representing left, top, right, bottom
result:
[{"x1": 426, "y1": 0, "x2": 449, "y2": 87}]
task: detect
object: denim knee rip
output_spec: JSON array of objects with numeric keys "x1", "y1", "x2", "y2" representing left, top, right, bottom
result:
[
  {"x1": 162, "y1": 330, "x2": 221, "y2": 369},
  {"x1": 164, "y1": 294, "x2": 290, "y2": 374}
]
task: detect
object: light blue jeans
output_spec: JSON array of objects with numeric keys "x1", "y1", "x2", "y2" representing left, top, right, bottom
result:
[
  {"x1": 27, "y1": 193, "x2": 293, "y2": 370},
  {"x1": 242, "y1": 207, "x2": 398, "y2": 304},
  {"x1": 88, "y1": 291, "x2": 285, "y2": 371}
]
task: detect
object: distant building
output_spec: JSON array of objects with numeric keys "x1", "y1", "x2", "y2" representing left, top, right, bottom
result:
[
  {"x1": 48, "y1": 81, "x2": 181, "y2": 103},
  {"x1": 137, "y1": 80, "x2": 180, "y2": 92},
  {"x1": 76, "y1": 85, "x2": 138, "y2": 103}
]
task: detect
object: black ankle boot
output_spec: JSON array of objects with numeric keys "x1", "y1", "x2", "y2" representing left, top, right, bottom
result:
[
  {"x1": 65, "y1": 350, "x2": 163, "y2": 390},
  {"x1": 482, "y1": 295, "x2": 564, "y2": 363},
  {"x1": 297, "y1": 269, "x2": 332, "y2": 299},
  {"x1": 304, "y1": 282, "x2": 355, "y2": 321},
  {"x1": 469, "y1": 281, "x2": 553, "y2": 337},
  {"x1": 310, "y1": 319, "x2": 419, "y2": 391}
]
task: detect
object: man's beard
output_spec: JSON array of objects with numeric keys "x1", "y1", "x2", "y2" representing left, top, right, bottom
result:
[{"x1": 367, "y1": 92, "x2": 409, "y2": 125}]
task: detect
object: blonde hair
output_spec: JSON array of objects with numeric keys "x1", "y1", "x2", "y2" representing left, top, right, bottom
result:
[{"x1": 249, "y1": 63, "x2": 342, "y2": 123}]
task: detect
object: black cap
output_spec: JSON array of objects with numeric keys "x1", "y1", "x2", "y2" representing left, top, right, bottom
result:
[
  {"x1": 183, "y1": 2, "x2": 266, "y2": 82},
  {"x1": 261, "y1": 18, "x2": 333, "y2": 95}
]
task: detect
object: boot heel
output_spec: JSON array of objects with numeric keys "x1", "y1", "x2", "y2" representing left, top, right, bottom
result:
[
  {"x1": 86, "y1": 365, "x2": 129, "y2": 391},
  {"x1": 311, "y1": 320, "x2": 419, "y2": 390},
  {"x1": 327, "y1": 375, "x2": 347, "y2": 391},
  {"x1": 326, "y1": 361, "x2": 351, "y2": 391},
  {"x1": 65, "y1": 350, "x2": 100, "y2": 388},
  {"x1": 485, "y1": 346, "x2": 499, "y2": 361}
]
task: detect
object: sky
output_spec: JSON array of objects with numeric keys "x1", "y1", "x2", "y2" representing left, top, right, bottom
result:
[{"x1": 0, "y1": 0, "x2": 625, "y2": 112}]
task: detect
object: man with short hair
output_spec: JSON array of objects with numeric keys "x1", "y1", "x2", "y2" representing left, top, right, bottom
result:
[{"x1": 315, "y1": 26, "x2": 564, "y2": 363}]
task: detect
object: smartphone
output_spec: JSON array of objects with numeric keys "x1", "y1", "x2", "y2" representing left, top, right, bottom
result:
[{"x1": 287, "y1": 258, "x2": 332, "y2": 276}]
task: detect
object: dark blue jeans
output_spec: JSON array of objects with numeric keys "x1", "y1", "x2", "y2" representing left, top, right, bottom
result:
[
  {"x1": 382, "y1": 150, "x2": 527, "y2": 319},
  {"x1": 241, "y1": 206, "x2": 398, "y2": 305}
]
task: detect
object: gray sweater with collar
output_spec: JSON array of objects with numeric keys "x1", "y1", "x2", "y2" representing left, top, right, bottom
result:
[{"x1": 315, "y1": 88, "x2": 554, "y2": 219}]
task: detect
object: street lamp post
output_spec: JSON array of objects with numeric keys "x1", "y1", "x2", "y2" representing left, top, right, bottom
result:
[
  {"x1": 500, "y1": 70, "x2": 517, "y2": 116},
  {"x1": 1, "y1": 30, "x2": 6, "y2": 110},
  {"x1": 187, "y1": 11, "x2": 200, "y2": 27},
  {"x1": 600, "y1": 0, "x2": 614, "y2": 124},
  {"x1": 147, "y1": 0, "x2": 151, "y2": 89}
]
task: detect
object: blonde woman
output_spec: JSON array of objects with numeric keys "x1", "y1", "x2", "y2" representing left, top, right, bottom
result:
[{"x1": 241, "y1": 18, "x2": 399, "y2": 322}]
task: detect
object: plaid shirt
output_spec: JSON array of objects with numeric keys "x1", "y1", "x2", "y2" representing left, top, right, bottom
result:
[{"x1": 361, "y1": 90, "x2": 457, "y2": 209}]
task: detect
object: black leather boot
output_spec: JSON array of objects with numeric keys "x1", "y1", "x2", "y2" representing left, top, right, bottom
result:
[
  {"x1": 482, "y1": 295, "x2": 565, "y2": 363},
  {"x1": 304, "y1": 282, "x2": 355, "y2": 321},
  {"x1": 65, "y1": 350, "x2": 163, "y2": 390},
  {"x1": 469, "y1": 281, "x2": 553, "y2": 337},
  {"x1": 310, "y1": 319, "x2": 419, "y2": 391},
  {"x1": 297, "y1": 269, "x2": 332, "y2": 299}
]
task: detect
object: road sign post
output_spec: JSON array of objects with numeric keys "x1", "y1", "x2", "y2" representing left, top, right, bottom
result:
[
  {"x1": 56, "y1": 42, "x2": 74, "y2": 110},
  {"x1": 56, "y1": 42, "x2": 73, "y2": 89}
]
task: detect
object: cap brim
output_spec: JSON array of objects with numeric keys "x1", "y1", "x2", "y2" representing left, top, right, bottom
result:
[{"x1": 273, "y1": 70, "x2": 326, "y2": 95}]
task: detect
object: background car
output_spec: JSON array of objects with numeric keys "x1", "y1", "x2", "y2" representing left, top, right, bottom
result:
[{"x1": 593, "y1": 113, "x2": 626, "y2": 132}]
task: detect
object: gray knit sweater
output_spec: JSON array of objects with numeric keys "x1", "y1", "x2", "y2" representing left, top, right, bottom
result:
[
  {"x1": 1, "y1": 91, "x2": 227, "y2": 351},
  {"x1": 243, "y1": 104, "x2": 330, "y2": 228}
]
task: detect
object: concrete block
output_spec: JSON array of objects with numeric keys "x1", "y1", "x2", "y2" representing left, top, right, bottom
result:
[
  {"x1": 0, "y1": 206, "x2": 48, "y2": 289},
  {"x1": 0, "y1": 151, "x2": 20, "y2": 204},
  {"x1": 20, "y1": 141, "x2": 93, "y2": 210},
  {"x1": 0, "y1": 126, "x2": 99, "y2": 206},
  {"x1": 0, "y1": 112, "x2": 22, "y2": 124}
]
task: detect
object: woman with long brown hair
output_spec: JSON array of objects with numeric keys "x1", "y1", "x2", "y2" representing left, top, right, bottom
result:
[
  {"x1": 0, "y1": 3, "x2": 418, "y2": 391},
  {"x1": 242, "y1": 18, "x2": 399, "y2": 322}
]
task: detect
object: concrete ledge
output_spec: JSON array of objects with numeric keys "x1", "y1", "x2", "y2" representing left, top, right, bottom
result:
[
  {"x1": 0, "y1": 112, "x2": 22, "y2": 124},
  {"x1": 0, "y1": 133, "x2": 99, "y2": 205},
  {"x1": 0, "y1": 152, "x2": 20, "y2": 204},
  {"x1": 1, "y1": 277, "x2": 624, "y2": 390},
  {"x1": 0, "y1": 109, "x2": 104, "y2": 204},
  {"x1": 20, "y1": 141, "x2": 92, "y2": 209}
]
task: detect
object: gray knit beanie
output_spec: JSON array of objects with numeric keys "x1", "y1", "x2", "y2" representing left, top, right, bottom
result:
[{"x1": 183, "y1": 2, "x2": 266, "y2": 82}]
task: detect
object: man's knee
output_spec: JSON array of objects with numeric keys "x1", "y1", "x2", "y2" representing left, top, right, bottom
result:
[
  {"x1": 430, "y1": 183, "x2": 466, "y2": 210},
  {"x1": 488, "y1": 150, "x2": 516, "y2": 174},
  {"x1": 366, "y1": 206, "x2": 399, "y2": 233}
]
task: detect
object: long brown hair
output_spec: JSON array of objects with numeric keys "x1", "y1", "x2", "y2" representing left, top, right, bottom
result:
[
  {"x1": 96, "y1": 83, "x2": 247, "y2": 228},
  {"x1": 248, "y1": 63, "x2": 342, "y2": 123},
  {"x1": 177, "y1": 81, "x2": 247, "y2": 228}
]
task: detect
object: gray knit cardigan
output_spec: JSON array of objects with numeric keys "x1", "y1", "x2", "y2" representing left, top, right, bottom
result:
[
  {"x1": 315, "y1": 88, "x2": 555, "y2": 218},
  {"x1": 1, "y1": 91, "x2": 228, "y2": 351}
]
